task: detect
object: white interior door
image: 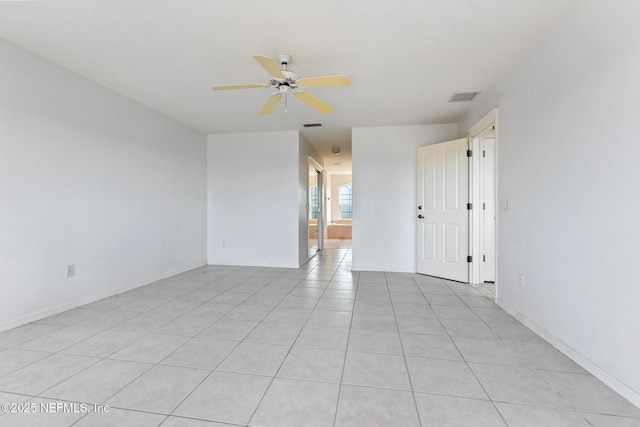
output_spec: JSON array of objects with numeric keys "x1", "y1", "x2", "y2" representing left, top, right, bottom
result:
[{"x1": 417, "y1": 138, "x2": 469, "y2": 282}]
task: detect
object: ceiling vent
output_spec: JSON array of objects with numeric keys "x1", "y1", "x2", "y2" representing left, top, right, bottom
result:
[
  {"x1": 303, "y1": 123, "x2": 322, "y2": 127},
  {"x1": 448, "y1": 92, "x2": 480, "y2": 103}
]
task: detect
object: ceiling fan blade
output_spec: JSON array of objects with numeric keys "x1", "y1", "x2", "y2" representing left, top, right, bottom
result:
[
  {"x1": 259, "y1": 94, "x2": 282, "y2": 115},
  {"x1": 295, "y1": 91, "x2": 333, "y2": 114},
  {"x1": 212, "y1": 83, "x2": 268, "y2": 91},
  {"x1": 297, "y1": 75, "x2": 350, "y2": 88},
  {"x1": 253, "y1": 55, "x2": 285, "y2": 79}
]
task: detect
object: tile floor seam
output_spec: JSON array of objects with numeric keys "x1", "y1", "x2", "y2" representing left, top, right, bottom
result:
[
  {"x1": 14, "y1": 326, "x2": 106, "y2": 355},
  {"x1": 87, "y1": 269, "x2": 298, "y2": 425},
  {"x1": 0, "y1": 350, "x2": 55, "y2": 383},
  {"x1": 70, "y1": 403, "x2": 173, "y2": 426},
  {"x1": 330, "y1": 248, "x2": 357, "y2": 427},
  {"x1": 531, "y1": 367, "x2": 582, "y2": 412},
  {"x1": 162, "y1": 368, "x2": 221, "y2": 422},
  {"x1": 388, "y1": 273, "x2": 424, "y2": 427},
  {"x1": 39, "y1": 359, "x2": 155, "y2": 406},
  {"x1": 243, "y1": 250, "x2": 347, "y2": 427},
  {"x1": 415, "y1": 275, "x2": 511, "y2": 426},
  {"x1": 165, "y1": 269, "x2": 308, "y2": 426},
  {"x1": 11, "y1": 353, "x2": 102, "y2": 398}
]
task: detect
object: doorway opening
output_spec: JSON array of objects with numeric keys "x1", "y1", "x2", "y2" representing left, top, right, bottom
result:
[
  {"x1": 308, "y1": 160, "x2": 323, "y2": 259},
  {"x1": 468, "y1": 109, "x2": 498, "y2": 300},
  {"x1": 416, "y1": 109, "x2": 498, "y2": 299},
  {"x1": 325, "y1": 172, "x2": 352, "y2": 249},
  {"x1": 305, "y1": 134, "x2": 353, "y2": 256}
]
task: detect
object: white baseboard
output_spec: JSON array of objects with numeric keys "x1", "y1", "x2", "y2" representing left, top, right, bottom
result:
[
  {"x1": 352, "y1": 264, "x2": 415, "y2": 273},
  {"x1": 207, "y1": 259, "x2": 298, "y2": 269},
  {"x1": 497, "y1": 297, "x2": 640, "y2": 409},
  {"x1": 0, "y1": 261, "x2": 207, "y2": 334}
]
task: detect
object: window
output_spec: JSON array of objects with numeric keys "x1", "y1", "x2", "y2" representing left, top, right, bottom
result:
[
  {"x1": 339, "y1": 183, "x2": 352, "y2": 219},
  {"x1": 309, "y1": 185, "x2": 318, "y2": 220}
]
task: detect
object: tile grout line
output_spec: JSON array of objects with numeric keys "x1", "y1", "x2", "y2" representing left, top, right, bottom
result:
[
  {"x1": 164, "y1": 266, "x2": 313, "y2": 426},
  {"x1": 330, "y1": 248, "x2": 356, "y2": 427},
  {"x1": 240, "y1": 248, "x2": 349, "y2": 426},
  {"x1": 8, "y1": 267, "x2": 280, "y2": 426},
  {"x1": 387, "y1": 272, "x2": 424, "y2": 427},
  {"x1": 59, "y1": 266, "x2": 269, "y2": 426},
  {"x1": 418, "y1": 275, "x2": 510, "y2": 427}
]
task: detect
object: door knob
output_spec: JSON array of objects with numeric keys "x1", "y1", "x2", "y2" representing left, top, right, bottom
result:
[
  {"x1": 418, "y1": 205, "x2": 423, "y2": 210},
  {"x1": 418, "y1": 215, "x2": 424, "y2": 219}
]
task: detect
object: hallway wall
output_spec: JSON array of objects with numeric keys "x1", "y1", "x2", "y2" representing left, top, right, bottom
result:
[
  {"x1": 352, "y1": 124, "x2": 458, "y2": 272},
  {"x1": 207, "y1": 131, "x2": 299, "y2": 268}
]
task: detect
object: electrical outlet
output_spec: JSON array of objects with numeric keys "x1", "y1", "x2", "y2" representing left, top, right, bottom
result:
[
  {"x1": 518, "y1": 273, "x2": 525, "y2": 287},
  {"x1": 66, "y1": 265, "x2": 75, "y2": 278}
]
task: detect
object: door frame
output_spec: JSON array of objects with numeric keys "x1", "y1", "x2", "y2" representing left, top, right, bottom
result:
[
  {"x1": 308, "y1": 157, "x2": 324, "y2": 256},
  {"x1": 466, "y1": 108, "x2": 499, "y2": 299}
]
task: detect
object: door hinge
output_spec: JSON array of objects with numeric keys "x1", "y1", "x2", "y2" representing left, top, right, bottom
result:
[
  {"x1": 467, "y1": 203, "x2": 472, "y2": 210},
  {"x1": 483, "y1": 202, "x2": 486, "y2": 210},
  {"x1": 483, "y1": 255, "x2": 486, "y2": 262},
  {"x1": 467, "y1": 255, "x2": 473, "y2": 263},
  {"x1": 466, "y1": 150, "x2": 472, "y2": 157},
  {"x1": 483, "y1": 150, "x2": 486, "y2": 157}
]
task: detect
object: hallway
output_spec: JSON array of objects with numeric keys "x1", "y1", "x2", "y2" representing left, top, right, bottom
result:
[{"x1": 0, "y1": 249, "x2": 638, "y2": 426}]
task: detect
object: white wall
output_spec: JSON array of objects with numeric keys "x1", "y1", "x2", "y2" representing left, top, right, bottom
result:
[
  {"x1": 207, "y1": 130, "x2": 300, "y2": 268},
  {"x1": 459, "y1": 0, "x2": 640, "y2": 405},
  {"x1": 352, "y1": 124, "x2": 458, "y2": 272},
  {"x1": 298, "y1": 134, "x2": 323, "y2": 266},
  {"x1": 0, "y1": 38, "x2": 207, "y2": 331}
]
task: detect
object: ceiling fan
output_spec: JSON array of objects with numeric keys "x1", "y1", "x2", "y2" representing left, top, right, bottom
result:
[{"x1": 212, "y1": 54, "x2": 350, "y2": 115}]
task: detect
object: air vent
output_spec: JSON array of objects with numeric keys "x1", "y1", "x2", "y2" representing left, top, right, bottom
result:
[
  {"x1": 303, "y1": 123, "x2": 322, "y2": 128},
  {"x1": 448, "y1": 92, "x2": 480, "y2": 103}
]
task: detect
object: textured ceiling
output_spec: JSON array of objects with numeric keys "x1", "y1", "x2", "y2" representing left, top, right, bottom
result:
[{"x1": 0, "y1": 0, "x2": 577, "y2": 166}]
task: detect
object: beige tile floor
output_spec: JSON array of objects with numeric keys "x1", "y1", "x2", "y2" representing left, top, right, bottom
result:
[{"x1": 0, "y1": 248, "x2": 639, "y2": 426}]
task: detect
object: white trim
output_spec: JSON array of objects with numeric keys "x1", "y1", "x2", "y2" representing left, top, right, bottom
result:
[
  {"x1": 208, "y1": 259, "x2": 300, "y2": 269},
  {"x1": 466, "y1": 108, "x2": 499, "y2": 301},
  {"x1": 0, "y1": 261, "x2": 207, "y2": 333},
  {"x1": 308, "y1": 156, "x2": 323, "y2": 172},
  {"x1": 498, "y1": 297, "x2": 640, "y2": 409},
  {"x1": 353, "y1": 265, "x2": 415, "y2": 273},
  {"x1": 466, "y1": 108, "x2": 498, "y2": 138},
  {"x1": 468, "y1": 136, "x2": 476, "y2": 284}
]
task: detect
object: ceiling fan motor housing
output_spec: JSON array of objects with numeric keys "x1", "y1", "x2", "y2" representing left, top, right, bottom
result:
[
  {"x1": 272, "y1": 70, "x2": 299, "y2": 91},
  {"x1": 277, "y1": 54, "x2": 292, "y2": 67}
]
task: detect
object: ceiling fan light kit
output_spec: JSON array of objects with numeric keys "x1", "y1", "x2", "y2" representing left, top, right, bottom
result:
[{"x1": 212, "y1": 54, "x2": 350, "y2": 115}]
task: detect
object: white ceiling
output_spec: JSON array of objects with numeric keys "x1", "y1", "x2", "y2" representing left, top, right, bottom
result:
[{"x1": 0, "y1": 0, "x2": 577, "y2": 169}]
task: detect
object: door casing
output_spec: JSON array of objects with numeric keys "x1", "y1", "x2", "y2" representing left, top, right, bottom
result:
[{"x1": 416, "y1": 108, "x2": 499, "y2": 297}]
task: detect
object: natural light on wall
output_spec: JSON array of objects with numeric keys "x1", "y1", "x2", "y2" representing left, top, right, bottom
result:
[{"x1": 339, "y1": 183, "x2": 352, "y2": 220}]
